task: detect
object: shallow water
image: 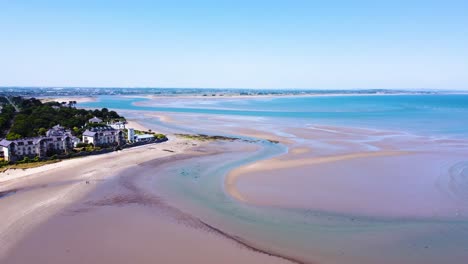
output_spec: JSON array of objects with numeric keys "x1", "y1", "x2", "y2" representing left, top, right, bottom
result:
[
  {"x1": 153, "y1": 142, "x2": 468, "y2": 264},
  {"x1": 79, "y1": 94, "x2": 468, "y2": 263},
  {"x1": 81, "y1": 94, "x2": 468, "y2": 138}
]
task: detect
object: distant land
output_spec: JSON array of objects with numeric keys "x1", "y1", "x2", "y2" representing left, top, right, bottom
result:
[{"x1": 1, "y1": 87, "x2": 467, "y2": 98}]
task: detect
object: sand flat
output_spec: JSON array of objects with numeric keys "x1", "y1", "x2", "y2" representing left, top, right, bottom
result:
[
  {"x1": 3, "y1": 165, "x2": 287, "y2": 264},
  {"x1": 230, "y1": 151, "x2": 468, "y2": 219},
  {"x1": 0, "y1": 135, "x2": 200, "y2": 259},
  {"x1": 0, "y1": 130, "x2": 290, "y2": 264},
  {"x1": 3, "y1": 109, "x2": 468, "y2": 264},
  {"x1": 223, "y1": 124, "x2": 468, "y2": 219}
]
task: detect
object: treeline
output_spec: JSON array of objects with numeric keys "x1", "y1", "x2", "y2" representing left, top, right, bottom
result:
[
  {"x1": 6, "y1": 97, "x2": 124, "y2": 140},
  {"x1": 0, "y1": 103, "x2": 16, "y2": 137}
]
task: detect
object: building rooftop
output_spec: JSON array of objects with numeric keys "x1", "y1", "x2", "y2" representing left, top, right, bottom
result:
[
  {"x1": 88, "y1": 126, "x2": 117, "y2": 132},
  {"x1": 0, "y1": 134, "x2": 76, "y2": 147},
  {"x1": 46, "y1": 124, "x2": 72, "y2": 137},
  {"x1": 0, "y1": 139, "x2": 12, "y2": 147},
  {"x1": 83, "y1": 130, "x2": 97, "y2": 137},
  {"x1": 136, "y1": 134, "x2": 154, "y2": 139},
  {"x1": 89, "y1": 117, "x2": 103, "y2": 123},
  {"x1": 109, "y1": 121, "x2": 125, "y2": 125}
]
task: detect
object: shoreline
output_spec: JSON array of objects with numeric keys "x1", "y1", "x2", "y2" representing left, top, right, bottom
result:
[
  {"x1": 0, "y1": 115, "x2": 301, "y2": 263},
  {"x1": 2, "y1": 105, "x2": 468, "y2": 263},
  {"x1": 0, "y1": 134, "x2": 203, "y2": 260},
  {"x1": 0, "y1": 119, "x2": 154, "y2": 184},
  {"x1": 0, "y1": 140, "x2": 297, "y2": 264}
]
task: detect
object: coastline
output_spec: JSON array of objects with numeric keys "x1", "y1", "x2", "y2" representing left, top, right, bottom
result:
[
  {"x1": 125, "y1": 119, "x2": 152, "y2": 131},
  {"x1": 2, "y1": 99, "x2": 468, "y2": 263},
  {"x1": 0, "y1": 131, "x2": 202, "y2": 259},
  {"x1": 2, "y1": 147, "x2": 294, "y2": 264},
  {"x1": 0, "y1": 119, "x2": 155, "y2": 184},
  {"x1": 0, "y1": 119, "x2": 295, "y2": 264}
]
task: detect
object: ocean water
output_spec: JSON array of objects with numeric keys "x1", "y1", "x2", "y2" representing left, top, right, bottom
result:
[
  {"x1": 79, "y1": 94, "x2": 468, "y2": 263},
  {"x1": 80, "y1": 94, "x2": 468, "y2": 138},
  {"x1": 153, "y1": 144, "x2": 468, "y2": 264}
]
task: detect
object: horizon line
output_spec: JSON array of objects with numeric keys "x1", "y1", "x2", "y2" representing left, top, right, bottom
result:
[{"x1": 1, "y1": 86, "x2": 467, "y2": 92}]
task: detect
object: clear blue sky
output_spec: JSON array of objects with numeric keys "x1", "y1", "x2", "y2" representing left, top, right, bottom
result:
[{"x1": 1, "y1": 0, "x2": 467, "y2": 89}]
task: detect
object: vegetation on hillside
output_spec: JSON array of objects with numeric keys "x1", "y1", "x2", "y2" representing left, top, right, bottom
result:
[
  {"x1": 0, "y1": 104, "x2": 16, "y2": 137},
  {"x1": 5, "y1": 97, "x2": 124, "y2": 140},
  {"x1": 0, "y1": 96, "x2": 169, "y2": 169}
]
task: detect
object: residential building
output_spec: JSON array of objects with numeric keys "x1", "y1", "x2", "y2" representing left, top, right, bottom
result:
[
  {"x1": 0, "y1": 125, "x2": 78, "y2": 162},
  {"x1": 46, "y1": 124, "x2": 72, "y2": 137},
  {"x1": 135, "y1": 134, "x2": 155, "y2": 142},
  {"x1": 88, "y1": 117, "x2": 103, "y2": 124},
  {"x1": 72, "y1": 137, "x2": 81, "y2": 147},
  {"x1": 127, "y1": 128, "x2": 135, "y2": 142},
  {"x1": 82, "y1": 126, "x2": 124, "y2": 147},
  {"x1": 108, "y1": 121, "x2": 126, "y2": 130}
]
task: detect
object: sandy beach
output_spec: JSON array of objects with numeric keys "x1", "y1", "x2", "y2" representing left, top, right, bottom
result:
[
  {"x1": 0, "y1": 120, "x2": 291, "y2": 264},
  {"x1": 4, "y1": 0, "x2": 468, "y2": 261},
  {"x1": 0, "y1": 134, "x2": 193, "y2": 256},
  {"x1": 2, "y1": 104, "x2": 468, "y2": 264},
  {"x1": 125, "y1": 119, "x2": 152, "y2": 131}
]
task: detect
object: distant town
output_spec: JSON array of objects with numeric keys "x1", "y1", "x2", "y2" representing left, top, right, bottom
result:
[{"x1": 0, "y1": 96, "x2": 166, "y2": 167}]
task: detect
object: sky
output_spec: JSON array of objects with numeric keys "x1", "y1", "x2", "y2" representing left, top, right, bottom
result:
[{"x1": 1, "y1": 0, "x2": 468, "y2": 90}]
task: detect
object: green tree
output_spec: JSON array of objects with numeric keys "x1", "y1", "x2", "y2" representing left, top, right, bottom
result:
[
  {"x1": 5, "y1": 97, "x2": 123, "y2": 139},
  {"x1": 6, "y1": 132, "x2": 21, "y2": 140},
  {"x1": 38, "y1": 127, "x2": 48, "y2": 136}
]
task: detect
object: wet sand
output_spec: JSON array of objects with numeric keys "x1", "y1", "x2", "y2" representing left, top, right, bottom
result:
[
  {"x1": 230, "y1": 151, "x2": 468, "y2": 218},
  {"x1": 126, "y1": 120, "x2": 152, "y2": 131},
  {"x1": 226, "y1": 150, "x2": 409, "y2": 203},
  {"x1": 0, "y1": 134, "x2": 200, "y2": 259},
  {"x1": 2, "y1": 152, "x2": 289, "y2": 264},
  {"x1": 0, "y1": 116, "x2": 294, "y2": 264},
  {"x1": 3, "y1": 108, "x2": 468, "y2": 264},
  {"x1": 123, "y1": 112, "x2": 468, "y2": 220},
  {"x1": 225, "y1": 125, "x2": 468, "y2": 219}
]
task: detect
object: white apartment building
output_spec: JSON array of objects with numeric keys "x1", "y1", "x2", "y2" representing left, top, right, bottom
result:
[
  {"x1": 82, "y1": 126, "x2": 125, "y2": 147},
  {"x1": 0, "y1": 125, "x2": 77, "y2": 162}
]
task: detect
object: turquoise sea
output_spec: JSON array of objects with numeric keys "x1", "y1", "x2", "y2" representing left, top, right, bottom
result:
[
  {"x1": 80, "y1": 94, "x2": 468, "y2": 263},
  {"x1": 81, "y1": 94, "x2": 468, "y2": 138}
]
